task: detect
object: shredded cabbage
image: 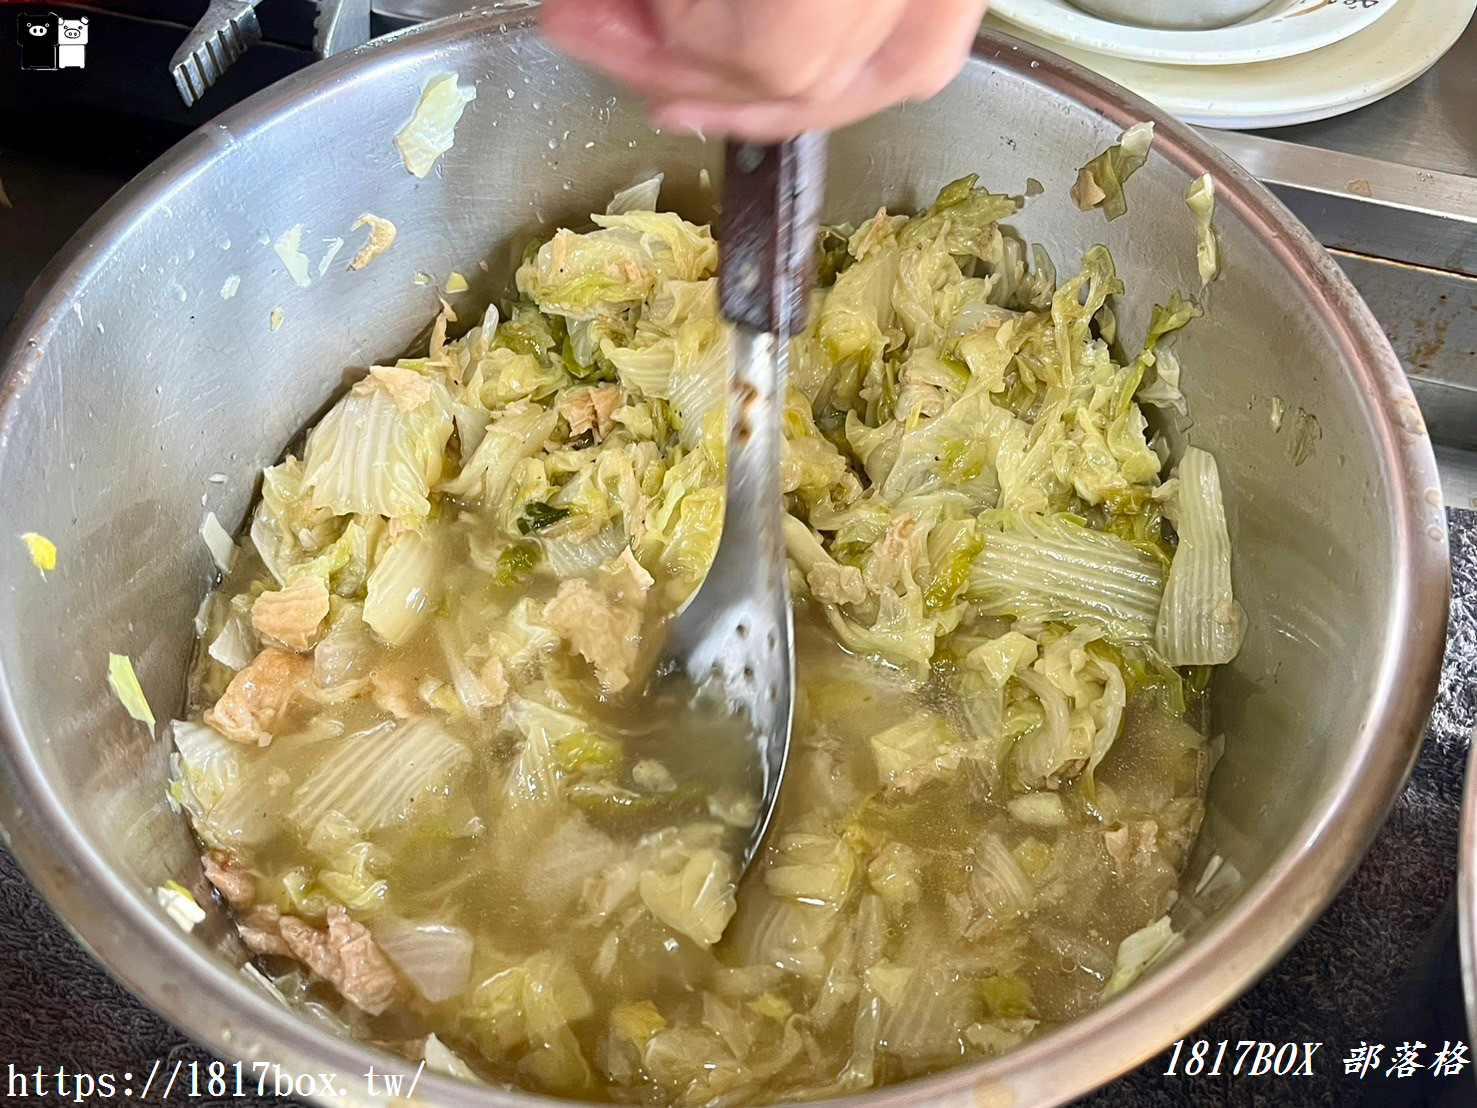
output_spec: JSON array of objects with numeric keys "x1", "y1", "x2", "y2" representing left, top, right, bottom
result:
[
  {"x1": 20, "y1": 531, "x2": 56, "y2": 573},
  {"x1": 424, "y1": 1034, "x2": 485, "y2": 1082},
  {"x1": 764, "y1": 830, "x2": 857, "y2": 907},
  {"x1": 375, "y1": 919, "x2": 474, "y2": 1002},
  {"x1": 175, "y1": 167, "x2": 1238, "y2": 1099},
  {"x1": 200, "y1": 511, "x2": 237, "y2": 572},
  {"x1": 107, "y1": 652, "x2": 155, "y2": 729},
  {"x1": 606, "y1": 173, "x2": 664, "y2": 215},
  {"x1": 1102, "y1": 915, "x2": 1183, "y2": 997},
  {"x1": 169, "y1": 719, "x2": 240, "y2": 834},
  {"x1": 302, "y1": 375, "x2": 452, "y2": 521},
  {"x1": 395, "y1": 73, "x2": 477, "y2": 179},
  {"x1": 638, "y1": 845, "x2": 737, "y2": 947},
  {"x1": 318, "y1": 237, "x2": 344, "y2": 277},
  {"x1": 1155, "y1": 447, "x2": 1245, "y2": 665},
  {"x1": 363, "y1": 531, "x2": 439, "y2": 646},
  {"x1": 517, "y1": 213, "x2": 718, "y2": 319},
  {"x1": 209, "y1": 606, "x2": 258, "y2": 670},
  {"x1": 1186, "y1": 174, "x2": 1220, "y2": 286},
  {"x1": 273, "y1": 224, "x2": 312, "y2": 288},
  {"x1": 290, "y1": 717, "x2": 470, "y2": 833},
  {"x1": 1072, "y1": 122, "x2": 1154, "y2": 221},
  {"x1": 968, "y1": 512, "x2": 1165, "y2": 643},
  {"x1": 156, "y1": 880, "x2": 206, "y2": 932}
]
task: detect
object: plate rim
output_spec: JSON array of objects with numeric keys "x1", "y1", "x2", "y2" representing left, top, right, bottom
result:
[
  {"x1": 990, "y1": 0, "x2": 1403, "y2": 66},
  {"x1": 992, "y1": 0, "x2": 1475, "y2": 127}
]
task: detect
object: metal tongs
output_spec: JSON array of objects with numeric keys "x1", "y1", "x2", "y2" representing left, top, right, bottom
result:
[
  {"x1": 169, "y1": 0, "x2": 370, "y2": 107},
  {"x1": 649, "y1": 137, "x2": 828, "y2": 871}
]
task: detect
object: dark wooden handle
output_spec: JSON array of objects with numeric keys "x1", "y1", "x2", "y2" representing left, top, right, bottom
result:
[{"x1": 719, "y1": 135, "x2": 828, "y2": 336}]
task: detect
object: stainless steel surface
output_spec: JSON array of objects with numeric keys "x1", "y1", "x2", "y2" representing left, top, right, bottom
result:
[
  {"x1": 1330, "y1": 252, "x2": 1477, "y2": 452},
  {"x1": 169, "y1": 0, "x2": 263, "y2": 108},
  {"x1": 653, "y1": 139, "x2": 826, "y2": 870},
  {"x1": 1063, "y1": 0, "x2": 1270, "y2": 29},
  {"x1": 376, "y1": 0, "x2": 483, "y2": 23},
  {"x1": 1436, "y1": 446, "x2": 1477, "y2": 509},
  {"x1": 0, "y1": 12, "x2": 1450, "y2": 1108},
  {"x1": 1255, "y1": 22, "x2": 1477, "y2": 179},
  {"x1": 652, "y1": 324, "x2": 796, "y2": 871},
  {"x1": 1205, "y1": 128, "x2": 1477, "y2": 276},
  {"x1": 314, "y1": 0, "x2": 372, "y2": 58}
]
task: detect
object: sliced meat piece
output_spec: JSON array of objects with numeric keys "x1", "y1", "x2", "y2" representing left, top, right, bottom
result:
[
  {"x1": 279, "y1": 905, "x2": 400, "y2": 1016},
  {"x1": 238, "y1": 905, "x2": 290, "y2": 957},
  {"x1": 370, "y1": 664, "x2": 420, "y2": 719},
  {"x1": 353, "y1": 364, "x2": 433, "y2": 412},
  {"x1": 203, "y1": 850, "x2": 255, "y2": 910},
  {"x1": 560, "y1": 385, "x2": 623, "y2": 443},
  {"x1": 480, "y1": 655, "x2": 510, "y2": 709},
  {"x1": 807, "y1": 562, "x2": 866, "y2": 606},
  {"x1": 1103, "y1": 819, "x2": 1160, "y2": 878},
  {"x1": 203, "y1": 647, "x2": 312, "y2": 747},
  {"x1": 863, "y1": 513, "x2": 917, "y2": 594},
  {"x1": 251, "y1": 576, "x2": 331, "y2": 652},
  {"x1": 543, "y1": 577, "x2": 641, "y2": 693}
]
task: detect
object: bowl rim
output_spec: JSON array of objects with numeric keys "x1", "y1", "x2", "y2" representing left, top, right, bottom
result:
[{"x1": 0, "y1": 11, "x2": 1450, "y2": 1107}]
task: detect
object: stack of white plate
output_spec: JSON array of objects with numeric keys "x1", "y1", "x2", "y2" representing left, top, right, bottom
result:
[{"x1": 987, "y1": 0, "x2": 1475, "y2": 128}]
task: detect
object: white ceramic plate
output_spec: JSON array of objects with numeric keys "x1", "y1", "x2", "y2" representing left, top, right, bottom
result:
[
  {"x1": 986, "y1": 0, "x2": 1475, "y2": 128},
  {"x1": 991, "y1": 0, "x2": 1402, "y2": 66}
]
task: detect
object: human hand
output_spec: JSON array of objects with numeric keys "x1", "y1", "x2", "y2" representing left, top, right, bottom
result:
[{"x1": 540, "y1": 0, "x2": 993, "y2": 142}]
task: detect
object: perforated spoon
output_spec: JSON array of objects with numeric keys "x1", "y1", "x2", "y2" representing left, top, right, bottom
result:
[{"x1": 647, "y1": 136, "x2": 827, "y2": 872}]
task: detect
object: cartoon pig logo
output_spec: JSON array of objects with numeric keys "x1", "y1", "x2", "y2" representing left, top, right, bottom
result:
[
  {"x1": 57, "y1": 16, "x2": 87, "y2": 68},
  {"x1": 17, "y1": 13, "x2": 59, "y2": 70}
]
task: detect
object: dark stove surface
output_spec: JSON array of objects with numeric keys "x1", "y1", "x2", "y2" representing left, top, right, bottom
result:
[{"x1": 1, "y1": 143, "x2": 1474, "y2": 1106}]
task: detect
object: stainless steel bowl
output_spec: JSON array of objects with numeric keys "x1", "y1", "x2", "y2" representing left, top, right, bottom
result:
[
  {"x1": 1065, "y1": 0, "x2": 1273, "y2": 30},
  {"x1": 0, "y1": 10, "x2": 1449, "y2": 1106}
]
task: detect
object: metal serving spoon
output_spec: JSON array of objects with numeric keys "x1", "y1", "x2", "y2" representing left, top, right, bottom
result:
[{"x1": 648, "y1": 136, "x2": 827, "y2": 871}]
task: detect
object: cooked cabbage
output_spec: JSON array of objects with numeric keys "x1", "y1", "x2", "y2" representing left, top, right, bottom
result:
[
  {"x1": 1102, "y1": 914, "x2": 1183, "y2": 997},
  {"x1": 20, "y1": 530, "x2": 56, "y2": 573},
  {"x1": 290, "y1": 717, "x2": 470, "y2": 833},
  {"x1": 395, "y1": 73, "x2": 477, "y2": 179},
  {"x1": 968, "y1": 512, "x2": 1165, "y2": 643},
  {"x1": 1072, "y1": 121, "x2": 1154, "y2": 221},
  {"x1": 1155, "y1": 447, "x2": 1246, "y2": 665},
  {"x1": 639, "y1": 845, "x2": 738, "y2": 947},
  {"x1": 363, "y1": 530, "x2": 439, "y2": 646},
  {"x1": 1186, "y1": 174, "x2": 1220, "y2": 286},
  {"x1": 178, "y1": 167, "x2": 1233, "y2": 1102},
  {"x1": 273, "y1": 224, "x2": 312, "y2": 288},
  {"x1": 302, "y1": 375, "x2": 453, "y2": 520},
  {"x1": 107, "y1": 652, "x2": 154, "y2": 729}
]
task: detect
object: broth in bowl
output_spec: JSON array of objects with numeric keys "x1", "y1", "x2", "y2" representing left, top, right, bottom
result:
[{"x1": 172, "y1": 167, "x2": 1240, "y2": 1102}]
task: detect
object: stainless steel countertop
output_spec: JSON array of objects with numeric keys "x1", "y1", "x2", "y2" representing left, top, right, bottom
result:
[{"x1": 1255, "y1": 19, "x2": 1476, "y2": 178}]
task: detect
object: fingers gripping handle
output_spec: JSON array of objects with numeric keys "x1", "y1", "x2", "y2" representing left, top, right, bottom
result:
[{"x1": 719, "y1": 136, "x2": 828, "y2": 336}]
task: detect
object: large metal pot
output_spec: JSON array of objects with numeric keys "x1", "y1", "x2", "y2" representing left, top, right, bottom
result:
[{"x1": 0, "y1": 9, "x2": 1449, "y2": 1106}]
